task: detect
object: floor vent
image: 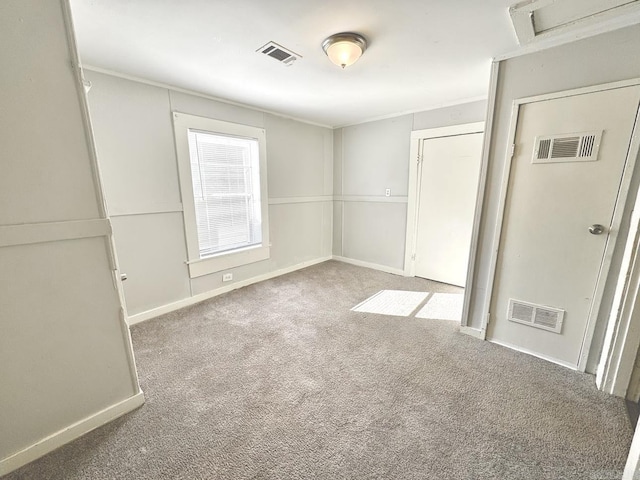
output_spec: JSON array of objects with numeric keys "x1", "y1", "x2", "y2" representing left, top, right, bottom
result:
[
  {"x1": 507, "y1": 299, "x2": 564, "y2": 334},
  {"x1": 532, "y1": 131, "x2": 602, "y2": 164},
  {"x1": 257, "y1": 41, "x2": 301, "y2": 66}
]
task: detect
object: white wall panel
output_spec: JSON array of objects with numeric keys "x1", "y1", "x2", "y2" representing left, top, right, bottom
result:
[
  {"x1": 1, "y1": 1, "x2": 140, "y2": 470},
  {"x1": 265, "y1": 114, "x2": 333, "y2": 198},
  {"x1": 333, "y1": 201, "x2": 343, "y2": 256},
  {"x1": 343, "y1": 202, "x2": 407, "y2": 270},
  {"x1": 0, "y1": 238, "x2": 136, "y2": 459},
  {"x1": 0, "y1": 2, "x2": 100, "y2": 226},
  {"x1": 111, "y1": 213, "x2": 191, "y2": 316},
  {"x1": 85, "y1": 71, "x2": 181, "y2": 213},
  {"x1": 342, "y1": 115, "x2": 413, "y2": 196}
]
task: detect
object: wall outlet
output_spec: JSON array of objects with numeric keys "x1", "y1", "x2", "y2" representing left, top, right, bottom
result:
[
  {"x1": 222, "y1": 273, "x2": 233, "y2": 282},
  {"x1": 385, "y1": 188, "x2": 391, "y2": 197}
]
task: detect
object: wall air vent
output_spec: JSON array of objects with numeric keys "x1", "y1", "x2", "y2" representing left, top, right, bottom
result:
[
  {"x1": 532, "y1": 131, "x2": 602, "y2": 164},
  {"x1": 507, "y1": 299, "x2": 564, "y2": 334},
  {"x1": 257, "y1": 41, "x2": 301, "y2": 66}
]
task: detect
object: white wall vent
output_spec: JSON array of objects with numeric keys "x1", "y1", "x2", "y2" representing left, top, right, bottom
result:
[
  {"x1": 532, "y1": 131, "x2": 602, "y2": 164},
  {"x1": 257, "y1": 41, "x2": 301, "y2": 66},
  {"x1": 507, "y1": 299, "x2": 564, "y2": 334}
]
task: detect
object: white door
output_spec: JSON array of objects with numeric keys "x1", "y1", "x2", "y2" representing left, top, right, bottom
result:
[
  {"x1": 414, "y1": 132, "x2": 484, "y2": 286},
  {"x1": 489, "y1": 86, "x2": 640, "y2": 369}
]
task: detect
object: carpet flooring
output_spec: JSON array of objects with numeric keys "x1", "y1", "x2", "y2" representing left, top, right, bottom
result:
[{"x1": 4, "y1": 260, "x2": 633, "y2": 479}]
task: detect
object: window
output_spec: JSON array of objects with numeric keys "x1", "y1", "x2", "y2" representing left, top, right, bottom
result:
[{"x1": 173, "y1": 113, "x2": 269, "y2": 278}]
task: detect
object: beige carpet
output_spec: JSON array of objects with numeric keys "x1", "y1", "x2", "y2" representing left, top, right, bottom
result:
[{"x1": 4, "y1": 260, "x2": 632, "y2": 479}]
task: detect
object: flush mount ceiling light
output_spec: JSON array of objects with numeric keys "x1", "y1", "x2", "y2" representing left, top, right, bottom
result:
[{"x1": 322, "y1": 32, "x2": 367, "y2": 69}]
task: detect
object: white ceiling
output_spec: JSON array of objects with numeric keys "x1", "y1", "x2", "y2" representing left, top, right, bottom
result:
[{"x1": 69, "y1": 0, "x2": 520, "y2": 127}]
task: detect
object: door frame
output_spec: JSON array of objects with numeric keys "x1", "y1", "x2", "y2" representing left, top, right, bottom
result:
[
  {"x1": 480, "y1": 79, "x2": 640, "y2": 372},
  {"x1": 403, "y1": 121, "x2": 485, "y2": 281}
]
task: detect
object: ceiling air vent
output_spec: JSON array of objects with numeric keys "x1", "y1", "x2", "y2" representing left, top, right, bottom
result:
[
  {"x1": 532, "y1": 131, "x2": 602, "y2": 164},
  {"x1": 257, "y1": 41, "x2": 301, "y2": 66},
  {"x1": 508, "y1": 299, "x2": 564, "y2": 334}
]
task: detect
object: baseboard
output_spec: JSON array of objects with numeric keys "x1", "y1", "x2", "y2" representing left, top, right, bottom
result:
[
  {"x1": 489, "y1": 338, "x2": 578, "y2": 371},
  {"x1": 0, "y1": 391, "x2": 145, "y2": 476},
  {"x1": 331, "y1": 256, "x2": 404, "y2": 276},
  {"x1": 459, "y1": 326, "x2": 486, "y2": 340},
  {"x1": 128, "y1": 256, "x2": 333, "y2": 326}
]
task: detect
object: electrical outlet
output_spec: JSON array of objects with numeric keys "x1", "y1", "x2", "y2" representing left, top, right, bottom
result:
[
  {"x1": 385, "y1": 188, "x2": 391, "y2": 197},
  {"x1": 222, "y1": 273, "x2": 233, "y2": 282}
]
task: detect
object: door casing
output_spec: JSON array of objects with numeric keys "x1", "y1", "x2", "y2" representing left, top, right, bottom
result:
[{"x1": 404, "y1": 122, "x2": 485, "y2": 287}]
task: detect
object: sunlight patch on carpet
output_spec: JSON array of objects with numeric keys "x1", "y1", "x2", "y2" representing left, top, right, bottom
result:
[
  {"x1": 416, "y1": 293, "x2": 463, "y2": 321},
  {"x1": 351, "y1": 290, "x2": 429, "y2": 317}
]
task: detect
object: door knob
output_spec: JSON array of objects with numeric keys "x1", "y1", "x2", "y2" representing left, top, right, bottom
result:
[{"x1": 589, "y1": 224, "x2": 605, "y2": 235}]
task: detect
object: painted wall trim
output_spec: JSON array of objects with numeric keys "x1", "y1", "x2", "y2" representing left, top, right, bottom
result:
[
  {"x1": 82, "y1": 65, "x2": 333, "y2": 130},
  {"x1": 462, "y1": 61, "x2": 500, "y2": 328},
  {"x1": 62, "y1": 0, "x2": 143, "y2": 415},
  {"x1": 0, "y1": 391, "x2": 145, "y2": 476},
  {"x1": 597, "y1": 122, "x2": 640, "y2": 396},
  {"x1": 0, "y1": 219, "x2": 111, "y2": 248},
  {"x1": 108, "y1": 203, "x2": 184, "y2": 217},
  {"x1": 332, "y1": 255, "x2": 404, "y2": 276},
  {"x1": 268, "y1": 196, "x2": 333, "y2": 205},
  {"x1": 127, "y1": 256, "x2": 333, "y2": 325},
  {"x1": 333, "y1": 195, "x2": 408, "y2": 204},
  {"x1": 107, "y1": 196, "x2": 335, "y2": 217},
  {"x1": 490, "y1": 338, "x2": 578, "y2": 371},
  {"x1": 460, "y1": 326, "x2": 486, "y2": 340}
]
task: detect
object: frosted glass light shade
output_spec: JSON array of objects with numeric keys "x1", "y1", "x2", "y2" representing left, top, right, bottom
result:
[{"x1": 322, "y1": 33, "x2": 367, "y2": 68}]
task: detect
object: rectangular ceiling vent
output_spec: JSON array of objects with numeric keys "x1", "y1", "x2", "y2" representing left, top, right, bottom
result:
[
  {"x1": 507, "y1": 299, "x2": 565, "y2": 334},
  {"x1": 532, "y1": 131, "x2": 602, "y2": 164},
  {"x1": 257, "y1": 41, "x2": 301, "y2": 66}
]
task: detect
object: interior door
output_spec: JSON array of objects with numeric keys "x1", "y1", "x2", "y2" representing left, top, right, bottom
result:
[
  {"x1": 414, "y1": 132, "x2": 483, "y2": 286},
  {"x1": 489, "y1": 86, "x2": 640, "y2": 369}
]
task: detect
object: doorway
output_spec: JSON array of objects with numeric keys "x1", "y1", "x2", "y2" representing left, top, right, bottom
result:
[
  {"x1": 404, "y1": 122, "x2": 484, "y2": 289},
  {"x1": 488, "y1": 85, "x2": 640, "y2": 370}
]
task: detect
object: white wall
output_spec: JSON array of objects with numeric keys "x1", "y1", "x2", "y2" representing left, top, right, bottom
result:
[
  {"x1": 333, "y1": 100, "x2": 488, "y2": 270},
  {"x1": 467, "y1": 24, "x2": 640, "y2": 373},
  {"x1": 85, "y1": 71, "x2": 334, "y2": 319},
  {"x1": 0, "y1": 0, "x2": 141, "y2": 473}
]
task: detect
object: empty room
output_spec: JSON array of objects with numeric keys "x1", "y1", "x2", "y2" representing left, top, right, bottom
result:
[{"x1": 3, "y1": 0, "x2": 640, "y2": 479}]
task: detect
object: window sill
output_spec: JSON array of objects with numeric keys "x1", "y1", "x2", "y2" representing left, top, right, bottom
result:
[{"x1": 187, "y1": 244, "x2": 270, "y2": 278}]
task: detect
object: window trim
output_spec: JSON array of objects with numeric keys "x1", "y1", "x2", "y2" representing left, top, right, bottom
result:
[{"x1": 172, "y1": 112, "x2": 270, "y2": 278}]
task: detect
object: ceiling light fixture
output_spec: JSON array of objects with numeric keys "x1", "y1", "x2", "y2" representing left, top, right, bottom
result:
[{"x1": 322, "y1": 32, "x2": 367, "y2": 69}]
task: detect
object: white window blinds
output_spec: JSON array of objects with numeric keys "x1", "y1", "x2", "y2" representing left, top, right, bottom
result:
[{"x1": 187, "y1": 129, "x2": 263, "y2": 258}]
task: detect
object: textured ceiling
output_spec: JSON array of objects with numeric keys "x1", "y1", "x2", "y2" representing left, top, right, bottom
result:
[{"x1": 70, "y1": 0, "x2": 519, "y2": 127}]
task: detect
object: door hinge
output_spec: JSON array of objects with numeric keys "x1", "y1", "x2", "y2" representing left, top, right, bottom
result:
[
  {"x1": 485, "y1": 312, "x2": 491, "y2": 325},
  {"x1": 411, "y1": 253, "x2": 416, "y2": 260},
  {"x1": 509, "y1": 144, "x2": 516, "y2": 158}
]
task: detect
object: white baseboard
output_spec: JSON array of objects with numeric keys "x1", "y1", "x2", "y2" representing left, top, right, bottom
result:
[
  {"x1": 0, "y1": 391, "x2": 145, "y2": 476},
  {"x1": 128, "y1": 256, "x2": 333, "y2": 326},
  {"x1": 459, "y1": 326, "x2": 486, "y2": 340},
  {"x1": 489, "y1": 338, "x2": 578, "y2": 371},
  {"x1": 331, "y1": 256, "x2": 404, "y2": 276}
]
